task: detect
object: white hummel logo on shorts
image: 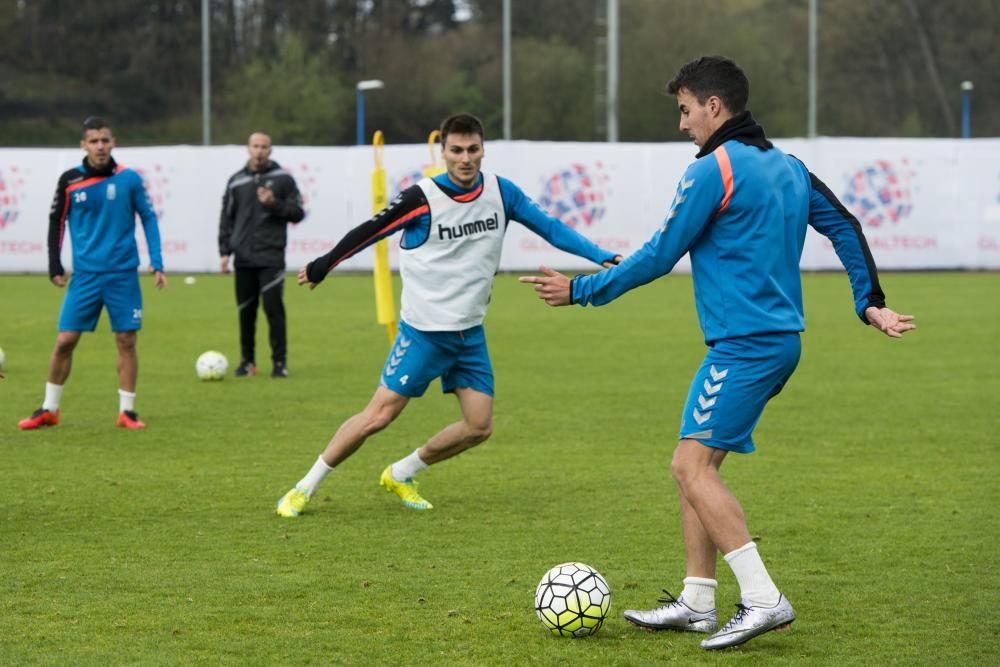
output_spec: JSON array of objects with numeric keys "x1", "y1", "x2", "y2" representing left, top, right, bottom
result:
[
  {"x1": 709, "y1": 365, "x2": 728, "y2": 381},
  {"x1": 692, "y1": 365, "x2": 728, "y2": 427}
]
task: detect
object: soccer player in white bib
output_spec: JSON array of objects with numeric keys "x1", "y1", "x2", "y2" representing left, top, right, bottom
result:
[{"x1": 276, "y1": 114, "x2": 621, "y2": 517}]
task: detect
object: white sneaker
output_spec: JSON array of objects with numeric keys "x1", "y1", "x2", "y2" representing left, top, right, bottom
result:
[
  {"x1": 623, "y1": 590, "x2": 717, "y2": 633},
  {"x1": 700, "y1": 595, "x2": 795, "y2": 650}
]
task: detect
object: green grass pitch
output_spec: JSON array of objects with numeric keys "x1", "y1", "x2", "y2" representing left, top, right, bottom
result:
[{"x1": 1, "y1": 271, "x2": 998, "y2": 665}]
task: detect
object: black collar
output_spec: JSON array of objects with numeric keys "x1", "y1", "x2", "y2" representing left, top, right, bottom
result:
[
  {"x1": 83, "y1": 156, "x2": 117, "y2": 177},
  {"x1": 696, "y1": 111, "x2": 773, "y2": 158}
]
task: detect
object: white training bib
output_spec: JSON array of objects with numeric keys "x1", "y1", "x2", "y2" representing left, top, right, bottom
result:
[{"x1": 401, "y1": 173, "x2": 508, "y2": 331}]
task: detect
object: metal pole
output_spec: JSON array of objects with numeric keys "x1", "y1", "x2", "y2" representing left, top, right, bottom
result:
[
  {"x1": 502, "y1": 0, "x2": 511, "y2": 139},
  {"x1": 356, "y1": 88, "x2": 365, "y2": 146},
  {"x1": 607, "y1": 0, "x2": 618, "y2": 142},
  {"x1": 355, "y1": 80, "x2": 384, "y2": 146},
  {"x1": 961, "y1": 81, "x2": 973, "y2": 139},
  {"x1": 807, "y1": 0, "x2": 817, "y2": 138},
  {"x1": 201, "y1": 0, "x2": 211, "y2": 145}
]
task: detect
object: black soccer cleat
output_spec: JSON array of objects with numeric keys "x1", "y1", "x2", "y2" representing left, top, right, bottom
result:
[{"x1": 234, "y1": 360, "x2": 257, "y2": 377}]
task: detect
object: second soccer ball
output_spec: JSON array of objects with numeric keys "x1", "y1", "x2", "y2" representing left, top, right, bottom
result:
[{"x1": 195, "y1": 351, "x2": 228, "y2": 381}]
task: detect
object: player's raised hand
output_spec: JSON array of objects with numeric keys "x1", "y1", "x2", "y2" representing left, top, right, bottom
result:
[
  {"x1": 519, "y1": 265, "x2": 571, "y2": 306},
  {"x1": 865, "y1": 306, "x2": 916, "y2": 338},
  {"x1": 297, "y1": 265, "x2": 318, "y2": 290}
]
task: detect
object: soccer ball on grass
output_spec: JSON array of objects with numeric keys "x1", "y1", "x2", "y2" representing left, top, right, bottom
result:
[
  {"x1": 534, "y1": 562, "x2": 611, "y2": 637},
  {"x1": 195, "y1": 351, "x2": 228, "y2": 380}
]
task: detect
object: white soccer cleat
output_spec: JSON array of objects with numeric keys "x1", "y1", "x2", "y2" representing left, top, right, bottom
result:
[
  {"x1": 623, "y1": 590, "x2": 717, "y2": 633},
  {"x1": 700, "y1": 595, "x2": 795, "y2": 650}
]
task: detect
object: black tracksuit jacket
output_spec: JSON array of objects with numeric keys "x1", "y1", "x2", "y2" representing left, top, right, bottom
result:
[{"x1": 218, "y1": 160, "x2": 305, "y2": 269}]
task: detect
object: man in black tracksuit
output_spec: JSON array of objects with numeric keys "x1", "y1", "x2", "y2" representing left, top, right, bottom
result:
[{"x1": 219, "y1": 132, "x2": 305, "y2": 377}]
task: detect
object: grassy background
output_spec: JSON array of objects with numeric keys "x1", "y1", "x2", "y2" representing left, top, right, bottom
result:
[{"x1": 1, "y1": 271, "x2": 998, "y2": 665}]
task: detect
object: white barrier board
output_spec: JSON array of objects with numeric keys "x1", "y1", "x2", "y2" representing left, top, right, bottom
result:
[{"x1": 2, "y1": 138, "x2": 998, "y2": 273}]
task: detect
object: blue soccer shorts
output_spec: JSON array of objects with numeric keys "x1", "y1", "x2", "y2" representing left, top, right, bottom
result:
[
  {"x1": 58, "y1": 269, "x2": 143, "y2": 333},
  {"x1": 678, "y1": 332, "x2": 801, "y2": 454},
  {"x1": 379, "y1": 320, "x2": 495, "y2": 398}
]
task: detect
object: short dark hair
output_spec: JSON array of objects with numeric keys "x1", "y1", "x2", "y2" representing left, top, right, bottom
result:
[
  {"x1": 440, "y1": 113, "x2": 484, "y2": 145},
  {"x1": 666, "y1": 56, "x2": 749, "y2": 114},
  {"x1": 81, "y1": 115, "x2": 110, "y2": 137}
]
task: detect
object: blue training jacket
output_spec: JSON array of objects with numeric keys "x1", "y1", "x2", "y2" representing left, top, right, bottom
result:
[
  {"x1": 571, "y1": 136, "x2": 884, "y2": 344},
  {"x1": 48, "y1": 157, "x2": 163, "y2": 277}
]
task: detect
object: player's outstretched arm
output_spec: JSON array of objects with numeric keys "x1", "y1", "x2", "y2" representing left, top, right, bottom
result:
[
  {"x1": 519, "y1": 266, "x2": 571, "y2": 306},
  {"x1": 300, "y1": 185, "x2": 429, "y2": 291},
  {"x1": 864, "y1": 306, "x2": 916, "y2": 338}
]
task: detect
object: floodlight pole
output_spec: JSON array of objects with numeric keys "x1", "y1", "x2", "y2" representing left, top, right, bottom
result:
[
  {"x1": 606, "y1": 0, "x2": 618, "y2": 142},
  {"x1": 961, "y1": 80, "x2": 973, "y2": 139},
  {"x1": 201, "y1": 0, "x2": 211, "y2": 145},
  {"x1": 502, "y1": 0, "x2": 512, "y2": 139},
  {"x1": 356, "y1": 80, "x2": 385, "y2": 146},
  {"x1": 808, "y1": 0, "x2": 817, "y2": 138}
]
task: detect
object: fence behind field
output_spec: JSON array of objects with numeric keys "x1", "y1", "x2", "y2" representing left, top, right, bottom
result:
[{"x1": 2, "y1": 138, "x2": 998, "y2": 273}]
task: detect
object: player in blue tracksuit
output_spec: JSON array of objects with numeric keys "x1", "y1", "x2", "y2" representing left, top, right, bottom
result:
[
  {"x1": 18, "y1": 116, "x2": 167, "y2": 432},
  {"x1": 521, "y1": 57, "x2": 915, "y2": 650}
]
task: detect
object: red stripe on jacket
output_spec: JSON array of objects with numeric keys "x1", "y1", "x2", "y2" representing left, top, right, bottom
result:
[
  {"x1": 713, "y1": 146, "x2": 734, "y2": 215},
  {"x1": 328, "y1": 204, "x2": 430, "y2": 273},
  {"x1": 60, "y1": 165, "x2": 126, "y2": 250},
  {"x1": 453, "y1": 182, "x2": 483, "y2": 202},
  {"x1": 65, "y1": 164, "x2": 124, "y2": 194}
]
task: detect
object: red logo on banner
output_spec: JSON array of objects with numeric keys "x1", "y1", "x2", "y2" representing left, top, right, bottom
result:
[
  {"x1": 133, "y1": 164, "x2": 172, "y2": 221},
  {"x1": 0, "y1": 165, "x2": 26, "y2": 230},
  {"x1": 841, "y1": 159, "x2": 915, "y2": 227},
  {"x1": 284, "y1": 163, "x2": 320, "y2": 219},
  {"x1": 537, "y1": 163, "x2": 611, "y2": 229}
]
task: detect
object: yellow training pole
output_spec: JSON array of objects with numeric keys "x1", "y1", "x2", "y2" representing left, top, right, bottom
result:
[
  {"x1": 370, "y1": 130, "x2": 397, "y2": 345},
  {"x1": 424, "y1": 130, "x2": 445, "y2": 178}
]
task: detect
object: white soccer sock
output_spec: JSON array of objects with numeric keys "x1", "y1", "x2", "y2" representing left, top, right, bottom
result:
[
  {"x1": 118, "y1": 389, "x2": 136, "y2": 413},
  {"x1": 391, "y1": 448, "x2": 428, "y2": 482},
  {"x1": 297, "y1": 456, "x2": 334, "y2": 497},
  {"x1": 681, "y1": 576, "x2": 718, "y2": 612},
  {"x1": 43, "y1": 382, "x2": 63, "y2": 412},
  {"x1": 724, "y1": 541, "x2": 781, "y2": 607}
]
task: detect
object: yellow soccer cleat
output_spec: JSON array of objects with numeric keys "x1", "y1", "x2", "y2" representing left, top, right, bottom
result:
[
  {"x1": 379, "y1": 466, "x2": 433, "y2": 510},
  {"x1": 276, "y1": 487, "x2": 309, "y2": 517}
]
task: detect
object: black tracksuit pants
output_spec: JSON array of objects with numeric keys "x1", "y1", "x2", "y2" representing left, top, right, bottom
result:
[{"x1": 235, "y1": 267, "x2": 286, "y2": 366}]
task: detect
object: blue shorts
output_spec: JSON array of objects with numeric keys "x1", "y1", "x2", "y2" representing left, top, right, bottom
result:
[
  {"x1": 678, "y1": 333, "x2": 801, "y2": 454},
  {"x1": 58, "y1": 270, "x2": 143, "y2": 333},
  {"x1": 379, "y1": 320, "x2": 494, "y2": 398}
]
